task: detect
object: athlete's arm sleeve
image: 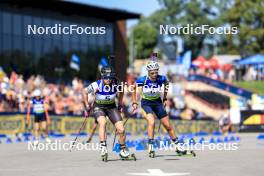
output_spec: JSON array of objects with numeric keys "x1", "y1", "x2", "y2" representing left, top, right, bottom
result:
[
  {"x1": 84, "y1": 82, "x2": 98, "y2": 94},
  {"x1": 162, "y1": 76, "x2": 169, "y2": 99},
  {"x1": 135, "y1": 76, "x2": 145, "y2": 87},
  {"x1": 162, "y1": 76, "x2": 169, "y2": 85}
]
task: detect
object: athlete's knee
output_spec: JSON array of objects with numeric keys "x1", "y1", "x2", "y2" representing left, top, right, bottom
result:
[
  {"x1": 148, "y1": 119, "x2": 155, "y2": 127},
  {"x1": 166, "y1": 124, "x2": 173, "y2": 131},
  {"x1": 98, "y1": 117, "x2": 107, "y2": 126},
  {"x1": 164, "y1": 123, "x2": 173, "y2": 131},
  {"x1": 117, "y1": 125, "x2": 125, "y2": 135},
  {"x1": 40, "y1": 124, "x2": 46, "y2": 130}
]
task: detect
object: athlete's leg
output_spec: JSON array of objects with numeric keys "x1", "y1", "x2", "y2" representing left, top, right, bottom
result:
[
  {"x1": 108, "y1": 108, "x2": 131, "y2": 158},
  {"x1": 33, "y1": 121, "x2": 40, "y2": 145},
  {"x1": 142, "y1": 105, "x2": 156, "y2": 140},
  {"x1": 154, "y1": 105, "x2": 186, "y2": 154},
  {"x1": 97, "y1": 116, "x2": 107, "y2": 142},
  {"x1": 160, "y1": 116, "x2": 176, "y2": 139},
  {"x1": 96, "y1": 115, "x2": 108, "y2": 157},
  {"x1": 107, "y1": 108, "x2": 126, "y2": 144},
  {"x1": 145, "y1": 113, "x2": 156, "y2": 139},
  {"x1": 40, "y1": 120, "x2": 51, "y2": 142},
  {"x1": 94, "y1": 107, "x2": 107, "y2": 142},
  {"x1": 40, "y1": 120, "x2": 47, "y2": 136},
  {"x1": 115, "y1": 121, "x2": 125, "y2": 144}
]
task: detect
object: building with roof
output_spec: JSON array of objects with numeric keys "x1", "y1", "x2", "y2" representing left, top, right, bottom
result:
[{"x1": 0, "y1": 1, "x2": 140, "y2": 81}]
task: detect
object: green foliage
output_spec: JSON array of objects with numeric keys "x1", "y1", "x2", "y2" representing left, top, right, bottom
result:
[
  {"x1": 133, "y1": 22, "x2": 158, "y2": 59},
  {"x1": 222, "y1": 0, "x2": 264, "y2": 57},
  {"x1": 131, "y1": 0, "x2": 263, "y2": 59},
  {"x1": 132, "y1": 0, "x2": 228, "y2": 59}
]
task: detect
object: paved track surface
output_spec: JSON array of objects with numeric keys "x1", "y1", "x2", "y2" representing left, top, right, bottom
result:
[{"x1": 0, "y1": 133, "x2": 264, "y2": 176}]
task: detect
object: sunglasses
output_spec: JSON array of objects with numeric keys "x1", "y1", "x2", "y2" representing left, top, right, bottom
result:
[
  {"x1": 103, "y1": 77, "x2": 113, "y2": 80},
  {"x1": 149, "y1": 71, "x2": 158, "y2": 75}
]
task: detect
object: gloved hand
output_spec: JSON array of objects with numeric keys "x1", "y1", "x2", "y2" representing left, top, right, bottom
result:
[
  {"x1": 84, "y1": 110, "x2": 89, "y2": 117},
  {"x1": 84, "y1": 104, "x2": 91, "y2": 117},
  {"x1": 132, "y1": 102, "x2": 138, "y2": 113},
  {"x1": 118, "y1": 104, "x2": 123, "y2": 113}
]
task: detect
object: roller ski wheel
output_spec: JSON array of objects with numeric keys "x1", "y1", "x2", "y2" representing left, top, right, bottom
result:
[
  {"x1": 101, "y1": 153, "x2": 108, "y2": 162},
  {"x1": 190, "y1": 150, "x2": 196, "y2": 157},
  {"x1": 119, "y1": 153, "x2": 137, "y2": 161},
  {"x1": 176, "y1": 150, "x2": 196, "y2": 157},
  {"x1": 176, "y1": 149, "x2": 187, "y2": 156},
  {"x1": 148, "y1": 151, "x2": 155, "y2": 158}
]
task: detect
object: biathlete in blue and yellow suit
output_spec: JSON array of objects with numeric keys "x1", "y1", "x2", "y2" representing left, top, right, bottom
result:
[{"x1": 132, "y1": 54, "x2": 187, "y2": 157}]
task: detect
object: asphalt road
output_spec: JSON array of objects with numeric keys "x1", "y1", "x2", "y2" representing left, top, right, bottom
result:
[{"x1": 0, "y1": 133, "x2": 264, "y2": 176}]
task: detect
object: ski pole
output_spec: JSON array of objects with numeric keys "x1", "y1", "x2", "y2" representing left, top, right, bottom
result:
[{"x1": 70, "y1": 108, "x2": 92, "y2": 152}]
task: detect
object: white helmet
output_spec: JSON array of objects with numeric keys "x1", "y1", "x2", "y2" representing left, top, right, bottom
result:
[
  {"x1": 146, "y1": 61, "x2": 159, "y2": 71},
  {"x1": 33, "y1": 89, "x2": 42, "y2": 97}
]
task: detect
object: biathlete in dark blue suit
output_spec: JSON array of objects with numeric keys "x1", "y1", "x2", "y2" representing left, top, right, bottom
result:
[{"x1": 83, "y1": 66, "x2": 136, "y2": 162}]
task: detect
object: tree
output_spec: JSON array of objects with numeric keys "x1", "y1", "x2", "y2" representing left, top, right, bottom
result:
[
  {"x1": 133, "y1": 22, "x2": 158, "y2": 59},
  {"x1": 149, "y1": 0, "x2": 228, "y2": 59},
  {"x1": 222, "y1": 0, "x2": 264, "y2": 57}
]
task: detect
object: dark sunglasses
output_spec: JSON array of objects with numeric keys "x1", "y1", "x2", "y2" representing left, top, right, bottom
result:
[
  {"x1": 103, "y1": 77, "x2": 113, "y2": 80},
  {"x1": 149, "y1": 71, "x2": 158, "y2": 75}
]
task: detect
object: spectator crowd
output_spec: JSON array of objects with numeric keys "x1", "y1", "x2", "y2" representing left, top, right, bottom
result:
[
  {"x1": 0, "y1": 69, "x2": 85, "y2": 115},
  {"x1": 0, "y1": 67, "x2": 207, "y2": 120}
]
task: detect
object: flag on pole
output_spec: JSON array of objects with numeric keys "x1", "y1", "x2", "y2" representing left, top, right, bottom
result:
[
  {"x1": 70, "y1": 54, "x2": 80, "y2": 71},
  {"x1": 98, "y1": 57, "x2": 109, "y2": 70},
  {"x1": 182, "y1": 50, "x2": 192, "y2": 69}
]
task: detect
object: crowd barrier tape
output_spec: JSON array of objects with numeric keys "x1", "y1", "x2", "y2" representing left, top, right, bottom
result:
[{"x1": 0, "y1": 114, "x2": 219, "y2": 135}]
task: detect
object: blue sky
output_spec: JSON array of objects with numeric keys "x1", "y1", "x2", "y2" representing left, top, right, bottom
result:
[{"x1": 69, "y1": 0, "x2": 160, "y2": 29}]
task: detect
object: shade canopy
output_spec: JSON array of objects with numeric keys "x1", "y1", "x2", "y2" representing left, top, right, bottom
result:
[{"x1": 237, "y1": 54, "x2": 264, "y2": 65}]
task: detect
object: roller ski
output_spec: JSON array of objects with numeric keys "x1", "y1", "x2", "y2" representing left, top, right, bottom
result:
[
  {"x1": 176, "y1": 149, "x2": 196, "y2": 157},
  {"x1": 119, "y1": 144, "x2": 136, "y2": 161},
  {"x1": 175, "y1": 139, "x2": 196, "y2": 157},
  {"x1": 148, "y1": 143, "x2": 155, "y2": 158}
]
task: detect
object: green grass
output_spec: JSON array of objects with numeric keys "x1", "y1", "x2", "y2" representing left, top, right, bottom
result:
[{"x1": 233, "y1": 81, "x2": 264, "y2": 94}]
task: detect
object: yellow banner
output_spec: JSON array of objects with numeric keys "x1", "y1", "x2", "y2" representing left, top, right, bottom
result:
[
  {"x1": 0, "y1": 115, "x2": 25, "y2": 134},
  {"x1": 0, "y1": 114, "x2": 219, "y2": 135}
]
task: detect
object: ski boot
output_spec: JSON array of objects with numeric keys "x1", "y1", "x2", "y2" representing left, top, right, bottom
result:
[
  {"x1": 100, "y1": 141, "x2": 108, "y2": 162},
  {"x1": 173, "y1": 138, "x2": 187, "y2": 156},
  {"x1": 119, "y1": 144, "x2": 136, "y2": 161},
  {"x1": 174, "y1": 138, "x2": 196, "y2": 157},
  {"x1": 148, "y1": 143, "x2": 155, "y2": 158}
]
